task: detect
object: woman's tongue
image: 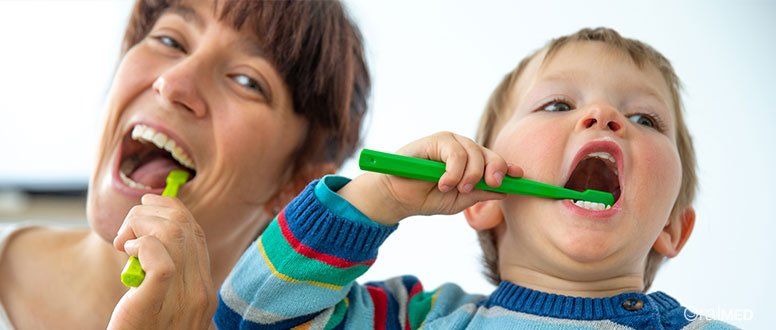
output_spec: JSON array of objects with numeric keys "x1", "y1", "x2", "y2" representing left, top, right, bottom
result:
[{"x1": 129, "y1": 156, "x2": 186, "y2": 189}]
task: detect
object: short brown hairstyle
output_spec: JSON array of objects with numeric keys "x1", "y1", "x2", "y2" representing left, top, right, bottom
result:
[
  {"x1": 475, "y1": 27, "x2": 696, "y2": 291},
  {"x1": 122, "y1": 0, "x2": 370, "y2": 171}
]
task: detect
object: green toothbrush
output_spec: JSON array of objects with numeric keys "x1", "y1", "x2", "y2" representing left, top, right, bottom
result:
[
  {"x1": 120, "y1": 169, "x2": 190, "y2": 288},
  {"x1": 358, "y1": 149, "x2": 614, "y2": 206}
]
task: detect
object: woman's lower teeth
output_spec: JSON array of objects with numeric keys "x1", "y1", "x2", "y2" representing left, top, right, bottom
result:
[{"x1": 119, "y1": 170, "x2": 151, "y2": 190}]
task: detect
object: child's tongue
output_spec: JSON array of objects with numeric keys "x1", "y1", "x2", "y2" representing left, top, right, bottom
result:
[{"x1": 129, "y1": 156, "x2": 185, "y2": 189}]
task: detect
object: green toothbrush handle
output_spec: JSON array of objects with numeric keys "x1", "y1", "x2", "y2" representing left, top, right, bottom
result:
[
  {"x1": 358, "y1": 149, "x2": 613, "y2": 206},
  {"x1": 120, "y1": 170, "x2": 190, "y2": 287}
]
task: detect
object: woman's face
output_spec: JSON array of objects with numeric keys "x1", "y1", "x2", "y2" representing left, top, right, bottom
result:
[{"x1": 88, "y1": 1, "x2": 308, "y2": 243}]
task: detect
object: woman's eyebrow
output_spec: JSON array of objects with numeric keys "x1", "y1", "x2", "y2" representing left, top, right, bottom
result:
[
  {"x1": 237, "y1": 40, "x2": 267, "y2": 59},
  {"x1": 162, "y1": 5, "x2": 204, "y2": 30}
]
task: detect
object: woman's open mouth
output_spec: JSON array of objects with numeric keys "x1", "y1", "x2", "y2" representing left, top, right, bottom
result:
[
  {"x1": 116, "y1": 124, "x2": 197, "y2": 192},
  {"x1": 563, "y1": 141, "x2": 623, "y2": 213}
]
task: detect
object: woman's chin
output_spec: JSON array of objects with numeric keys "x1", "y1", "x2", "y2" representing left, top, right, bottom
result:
[{"x1": 86, "y1": 175, "x2": 135, "y2": 245}]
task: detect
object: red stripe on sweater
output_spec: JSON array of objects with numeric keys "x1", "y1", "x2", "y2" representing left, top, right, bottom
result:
[
  {"x1": 367, "y1": 285, "x2": 388, "y2": 330},
  {"x1": 277, "y1": 209, "x2": 375, "y2": 268},
  {"x1": 406, "y1": 281, "x2": 424, "y2": 329}
]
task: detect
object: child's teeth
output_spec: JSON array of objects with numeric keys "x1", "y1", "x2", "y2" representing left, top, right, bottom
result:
[
  {"x1": 572, "y1": 199, "x2": 611, "y2": 211},
  {"x1": 588, "y1": 152, "x2": 615, "y2": 164}
]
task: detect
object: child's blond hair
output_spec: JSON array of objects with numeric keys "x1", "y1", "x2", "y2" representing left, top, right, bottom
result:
[{"x1": 475, "y1": 27, "x2": 697, "y2": 291}]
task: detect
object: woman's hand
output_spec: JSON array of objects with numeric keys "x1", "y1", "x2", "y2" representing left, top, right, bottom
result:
[
  {"x1": 108, "y1": 194, "x2": 216, "y2": 330},
  {"x1": 339, "y1": 132, "x2": 523, "y2": 225}
]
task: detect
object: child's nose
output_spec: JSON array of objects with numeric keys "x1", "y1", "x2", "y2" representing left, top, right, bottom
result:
[
  {"x1": 577, "y1": 103, "x2": 625, "y2": 136},
  {"x1": 152, "y1": 60, "x2": 208, "y2": 118}
]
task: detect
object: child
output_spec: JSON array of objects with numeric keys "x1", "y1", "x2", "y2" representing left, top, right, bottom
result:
[{"x1": 214, "y1": 28, "x2": 738, "y2": 329}]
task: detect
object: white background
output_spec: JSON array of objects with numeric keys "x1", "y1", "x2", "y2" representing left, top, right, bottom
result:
[{"x1": 0, "y1": 1, "x2": 773, "y2": 328}]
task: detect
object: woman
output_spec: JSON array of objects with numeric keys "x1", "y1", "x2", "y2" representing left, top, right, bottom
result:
[{"x1": 0, "y1": 0, "x2": 370, "y2": 328}]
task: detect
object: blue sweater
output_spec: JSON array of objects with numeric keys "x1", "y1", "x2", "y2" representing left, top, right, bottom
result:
[{"x1": 214, "y1": 177, "x2": 738, "y2": 330}]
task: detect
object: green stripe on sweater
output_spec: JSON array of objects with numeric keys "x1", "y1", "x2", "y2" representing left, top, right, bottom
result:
[
  {"x1": 323, "y1": 298, "x2": 349, "y2": 330},
  {"x1": 261, "y1": 220, "x2": 370, "y2": 287},
  {"x1": 408, "y1": 288, "x2": 439, "y2": 330}
]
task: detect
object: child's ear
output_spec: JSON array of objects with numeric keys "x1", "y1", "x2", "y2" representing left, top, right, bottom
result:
[
  {"x1": 263, "y1": 162, "x2": 337, "y2": 215},
  {"x1": 652, "y1": 206, "x2": 695, "y2": 258},
  {"x1": 464, "y1": 200, "x2": 504, "y2": 230}
]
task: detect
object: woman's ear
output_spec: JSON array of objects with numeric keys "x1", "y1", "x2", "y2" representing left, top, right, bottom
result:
[
  {"x1": 464, "y1": 200, "x2": 504, "y2": 231},
  {"x1": 263, "y1": 162, "x2": 337, "y2": 215},
  {"x1": 653, "y1": 206, "x2": 695, "y2": 258}
]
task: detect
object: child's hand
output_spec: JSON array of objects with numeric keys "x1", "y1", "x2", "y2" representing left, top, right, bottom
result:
[
  {"x1": 108, "y1": 194, "x2": 216, "y2": 330},
  {"x1": 339, "y1": 132, "x2": 523, "y2": 225}
]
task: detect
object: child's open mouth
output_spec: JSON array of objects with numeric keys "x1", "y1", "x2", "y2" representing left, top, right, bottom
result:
[
  {"x1": 117, "y1": 124, "x2": 197, "y2": 192},
  {"x1": 563, "y1": 141, "x2": 622, "y2": 212}
]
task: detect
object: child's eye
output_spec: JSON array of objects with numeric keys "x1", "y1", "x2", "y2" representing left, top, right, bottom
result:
[
  {"x1": 230, "y1": 74, "x2": 269, "y2": 100},
  {"x1": 541, "y1": 99, "x2": 573, "y2": 112},
  {"x1": 153, "y1": 35, "x2": 187, "y2": 53},
  {"x1": 628, "y1": 114, "x2": 656, "y2": 128}
]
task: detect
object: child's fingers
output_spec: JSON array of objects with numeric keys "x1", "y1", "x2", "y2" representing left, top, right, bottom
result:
[
  {"x1": 457, "y1": 190, "x2": 507, "y2": 208},
  {"x1": 507, "y1": 163, "x2": 524, "y2": 178},
  {"x1": 482, "y1": 149, "x2": 509, "y2": 188},
  {"x1": 433, "y1": 133, "x2": 468, "y2": 192},
  {"x1": 451, "y1": 135, "x2": 486, "y2": 193}
]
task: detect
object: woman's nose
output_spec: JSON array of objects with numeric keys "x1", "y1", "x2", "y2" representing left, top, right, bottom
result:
[
  {"x1": 576, "y1": 103, "x2": 625, "y2": 136},
  {"x1": 152, "y1": 62, "x2": 208, "y2": 117}
]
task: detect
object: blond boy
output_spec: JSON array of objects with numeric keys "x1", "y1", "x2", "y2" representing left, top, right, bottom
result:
[{"x1": 215, "y1": 27, "x2": 737, "y2": 330}]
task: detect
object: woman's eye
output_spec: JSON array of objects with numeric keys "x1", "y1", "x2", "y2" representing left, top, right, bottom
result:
[
  {"x1": 231, "y1": 74, "x2": 268, "y2": 98},
  {"x1": 542, "y1": 100, "x2": 573, "y2": 112},
  {"x1": 155, "y1": 35, "x2": 186, "y2": 53},
  {"x1": 628, "y1": 114, "x2": 655, "y2": 128}
]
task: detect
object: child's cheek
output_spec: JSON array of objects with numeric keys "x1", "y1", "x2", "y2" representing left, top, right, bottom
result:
[
  {"x1": 630, "y1": 136, "x2": 682, "y2": 214},
  {"x1": 492, "y1": 118, "x2": 566, "y2": 183}
]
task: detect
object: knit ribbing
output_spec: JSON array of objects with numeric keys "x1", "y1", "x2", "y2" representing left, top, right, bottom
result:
[
  {"x1": 486, "y1": 281, "x2": 679, "y2": 321},
  {"x1": 283, "y1": 180, "x2": 397, "y2": 263}
]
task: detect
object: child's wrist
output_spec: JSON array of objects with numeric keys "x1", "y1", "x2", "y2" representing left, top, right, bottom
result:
[{"x1": 337, "y1": 173, "x2": 404, "y2": 225}]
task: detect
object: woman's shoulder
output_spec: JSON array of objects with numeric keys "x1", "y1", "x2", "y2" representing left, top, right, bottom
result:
[
  {"x1": 1, "y1": 221, "x2": 86, "y2": 249},
  {"x1": 0, "y1": 221, "x2": 89, "y2": 270}
]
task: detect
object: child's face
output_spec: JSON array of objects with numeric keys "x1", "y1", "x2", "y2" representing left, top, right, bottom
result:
[{"x1": 491, "y1": 42, "x2": 682, "y2": 278}]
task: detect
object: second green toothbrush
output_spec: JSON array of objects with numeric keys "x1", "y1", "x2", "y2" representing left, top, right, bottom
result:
[
  {"x1": 358, "y1": 149, "x2": 614, "y2": 206},
  {"x1": 120, "y1": 169, "x2": 190, "y2": 288}
]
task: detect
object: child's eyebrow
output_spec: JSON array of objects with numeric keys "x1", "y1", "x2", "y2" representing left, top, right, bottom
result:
[
  {"x1": 537, "y1": 71, "x2": 582, "y2": 85},
  {"x1": 538, "y1": 70, "x2": 671, "y2": 109}
]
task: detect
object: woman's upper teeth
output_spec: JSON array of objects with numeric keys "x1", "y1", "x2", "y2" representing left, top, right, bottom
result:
[{"x1": 130, "y1": 124, "x2": 195, "y2": 170}]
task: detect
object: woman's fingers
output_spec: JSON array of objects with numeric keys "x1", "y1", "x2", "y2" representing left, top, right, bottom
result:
[
  {"x1": 123, "y1": 236, "x2": 176, "y2": 300},
  {"x1": 114, "y1": 203, "x2": 189, "y2": 265},
  {"x1": 109, "y1": 194, "x2": 216, "y2": 330}
]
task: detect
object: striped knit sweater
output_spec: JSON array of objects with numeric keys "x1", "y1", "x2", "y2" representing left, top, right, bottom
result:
[{"x1": 214, "y1": 176, "x2": 738, "y2": 330}]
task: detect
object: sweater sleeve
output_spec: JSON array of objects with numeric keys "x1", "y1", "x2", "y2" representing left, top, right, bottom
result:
[
  {"x1": 214, "y1": 177, "x2": 485, "y2": 329},
  {"x1": 214, "y1": 177, "x2": 399, "y2": 329}
]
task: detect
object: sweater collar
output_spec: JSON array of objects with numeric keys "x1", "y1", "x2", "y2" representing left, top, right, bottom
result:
[{"x1": 485, "y1": 281, "x2": 680, "y2": 320}]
